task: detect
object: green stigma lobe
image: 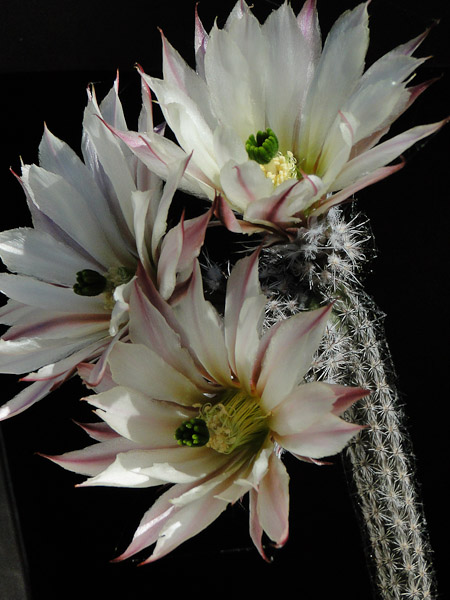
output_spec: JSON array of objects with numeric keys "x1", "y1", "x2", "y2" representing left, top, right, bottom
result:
[
  {"x1": 73, "y1": 269, "x2": 107, "y2": 296},
  {"x1": 175, "y1": 418, "x2": 210, "y2": 447},
  {"x1": 246, "y1": 128, "x2": 279, "y2": 165}
]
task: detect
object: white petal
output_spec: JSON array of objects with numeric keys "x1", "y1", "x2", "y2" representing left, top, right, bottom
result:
[
  {"x1": 144, "y1": 487, "x2": 229, "y2": 562},
  {"x1": 82, "y1": 96, "x2": 137, "y2": 235},
  {"x1": 108, "y1": 342, "x2": 205, "y2": 406},
  {"x1": 39, "y1": 125, "x2": 132, "y2": 265},
  {"x1": 44, "y1": 436, "x2": 141, "y2": 477},
  {"x1": 0, "y1": 228, "x2": 101, "y2": 286},
  {"x1": 258, "y1": 305, "x2": 332, "y2": 411},
  {"x1": 159, "y1": 32, "x2": 216, "y2": 130},
  {"x1": 88, "y1": 385, "x2": 195, "y2": 445},
  {"x1": 129, "y1": 280, "x2": 213, "y2": 392},
  {"x1": 220, "y1": 160, "x2": 274, "y2": 213},
  {"x1": 204, "y1": 23, "x2": 262, "y2": 141},
  {"x1": 263, "y1": 3, "x2": 312, "y2": 149},
  {"x1": 256, "y1": 453, "x2": 289, "y2": 546},
  {"x1": 213, "y1": 124, "x2": 248, "y2": 169},
  {"x1": 173, "y1": 262, "x2": 230, "y2": 386},
  {"x1": 317, "y1": 112, "x2": 355, "y2": 185},
  {"x1": 333, "y1": 120, "x2": 447, "y2": 190},
  {"x1": 270, "y1": 381, "x2": 364, "y2": 435},
  {"x1": 148, "y1": 76, "x2": 219, "y2": 184},
  {"x1": 0, "y1": 273, "x2": 108, "y2": 314},
  {"x1": 344, "y1": 54, "x2": 425, "y2": 144},
  {"x1": 224, "y1": 251, "x2": 264, "y2": 388},
  {"x1": 0, "y1": 379, "x2": 57, "y2": 421},
  {"x1": 299, "y1": 3, "x2": 369, "y2": 169},
  {"x1": 81, "y1": 446, "x2": 222, "y2": 488},
  {"x1": 277, "y1": 413, "x2": 364, "y2": 458},
  {"x1": 26, "y1": 165, "x2": 118, "y2": 268}
]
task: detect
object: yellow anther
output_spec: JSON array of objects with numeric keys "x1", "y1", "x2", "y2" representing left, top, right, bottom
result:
[{"x1": 260, "y1": 151, "x2": 298, "y2": 187}]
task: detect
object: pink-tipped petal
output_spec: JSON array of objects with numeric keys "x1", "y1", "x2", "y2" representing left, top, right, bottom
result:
[
  {"x1": 194, "y1": 3, "x2": 209, "y2": 77},
  {"x1": 331, "y1": 385, "x2": 370, "y2": 416},
  {"x1": 157, "y1": 203, "x2": 212, "y2": 301},
  {"x1": 270, "y1": 382, "x2": 368, "y2": 435},
  {"x1": 74, "y1": 420, "x2": 120, "y2": 441},
  {"x1": 224, "y1": 249, "x2": 262, "y2": 380},
  {"x1": 249, "y1": 488, "x2": 270, "y2": 562},
  {"x1": 277, "y1": 413, "x2": 365, "y2": 459},
  {"x1": 42, "y1": 436, "x2": 141, "y2": 477},
  {"x1": 128, "y1": 279, "x2": 214, "y2": 393},
  {"x1": 256, "y1": 453, "x2": 289, "y2": 547},
  {"x1": 297, "y1": 0, "x2": 321, "y2": 64},
  {"x1": 0, "y1": 378, "x2": 58, "y2": 421},
  {"x1": 113, "y1": 483, "x2": 188, "y2": 561},
  {"x1": 258, "y1": 304, "x2": 333, "y2": 411},
  {"x1": 333, "y1": 118, "x2": 449, "y2": 191},
  {"x1": 312, "y1": 161, "x2": 405, "y2": 217},
  {"x1": 140, "y1": 486, "x2": 229, "y2": 564},
  {"x1": 172, "y1": 262, "x2": 230, "y2": 386}
]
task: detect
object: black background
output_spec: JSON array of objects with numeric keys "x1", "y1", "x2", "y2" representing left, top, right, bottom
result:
[{"x1": 1, "y1": 1, "x2": 449, "y2": 599}]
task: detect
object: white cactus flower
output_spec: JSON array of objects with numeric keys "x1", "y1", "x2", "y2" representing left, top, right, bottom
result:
[
  {"x1": 113, "y1": 0, "x2": 447, "y2": 236},
  {"x1": 0, "y1": 78, "x2": 211, "y2": 420},
  {"x1": 47, "y1": 251, "x2": 368, "y2": 562}
]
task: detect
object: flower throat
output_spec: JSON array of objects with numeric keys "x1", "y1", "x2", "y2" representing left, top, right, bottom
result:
[
  {"x1": 246, "y1": 127, "x2": 298, "y2": 187},
  {"x1": 175, "y1": 390, "x2": 269, "y2": 455}
]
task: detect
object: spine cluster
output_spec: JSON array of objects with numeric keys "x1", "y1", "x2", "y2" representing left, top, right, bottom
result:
[{"x1": 257, "y1": 207, "x2": 437, "y2": 600}]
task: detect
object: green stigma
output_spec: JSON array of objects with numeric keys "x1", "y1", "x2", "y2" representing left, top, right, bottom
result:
[
  {"x1": 245, "y1": 128, "x2": 279, "y2": 165},
  {"x1": 73, "y1": 269, "x2": 107, "y2": 296},
  {"x1": 175, "y1": 418, "x2": 210, "y2": 448},
  {"x1": 73, "y1": 266, "x2": 135, "y2": 299}
]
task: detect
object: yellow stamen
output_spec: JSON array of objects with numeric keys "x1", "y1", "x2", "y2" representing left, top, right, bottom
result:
[
  {"x1": 200, "y1": 390, "x2": 268, "y2": 455},
  {"x1": 261, "y1": 151, "x2": 298, "y2": 187}
]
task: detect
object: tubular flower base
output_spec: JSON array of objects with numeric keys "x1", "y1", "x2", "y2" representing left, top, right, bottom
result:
[
  {"x1": 113, "y1": 0, "x2": 447, "y2": 234},
  {"x1": 0, "y1": 79, "x2": 211, "y2": 420},
  {"x1": 47, "y1": 252, "x2": 368, "y2": 562}
]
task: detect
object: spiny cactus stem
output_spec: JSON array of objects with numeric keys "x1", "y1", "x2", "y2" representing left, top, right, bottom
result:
[{"x1": 260, "y1": 207, "x2": 438, "y2": 600}]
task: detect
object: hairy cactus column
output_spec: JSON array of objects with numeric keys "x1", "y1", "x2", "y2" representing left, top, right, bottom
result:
[{"x1": 260, "y1": 208, "x2": 437, "y2": 600}]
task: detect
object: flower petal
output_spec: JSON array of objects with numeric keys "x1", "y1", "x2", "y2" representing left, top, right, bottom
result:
[
  {"x1": 172, "y1": 262, "x2": 230, "y2": 386},
  {"x1": 298, "y1": 3, "x2": 369, "y2": 169},
  {"x1": 277, "y1": 413, "x2": 364, "y2": 459},
  {"x1": 128, "y1": 279, "x2": 214, "y2": 392},
  {"x1": 107, "y1": 341, "x2": 205, "y2": 405},
  {"x1": 0, "y1": 228, "x2": 101, "y2": 286},
  {"x1": 270, "y1": 382, "x2": 368, "y2": 435},
  {"x1": 257, "y1": 304, "x2": 332, "y2": 411},
  {"x1": 256, "y1": 452, "x2": 289, "y2": 547},
  {"x1": 224, "y1": 250, "x2": 264, "y2": 387},
  {"x1": 332, "y1": 119, "x2": 448, "y2": 191},
  {"x1": 43, "y1": 436, "x2": 141, "y2": 477},
  {"x1": 87, "y1": 385, "x2": 195, "y2": 446},
  {"x1": 0, "y1": 379, "x2": 59, "y2": 421}
]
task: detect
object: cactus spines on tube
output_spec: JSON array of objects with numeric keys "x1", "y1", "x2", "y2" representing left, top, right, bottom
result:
[{"x1": 260, "y1": 207, "x2": 437, "y2": 600}]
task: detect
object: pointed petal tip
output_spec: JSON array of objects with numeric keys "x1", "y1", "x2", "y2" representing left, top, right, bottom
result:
[
  {"x1": 135, "y1": 62, "x2": 145, "y2": 75},
  {"x1": 110, "y1": 552, "x2": 128, "y2": 564},
  {"x1": 331, "y1": 385, "x2": 370, "y2": 416},
  {"x1": 273, "y1": 531, "x2": 289, "y2": 549}
]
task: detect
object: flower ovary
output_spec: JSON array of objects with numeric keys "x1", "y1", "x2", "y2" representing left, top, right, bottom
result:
[
  {"x1": 246, "y1": 128, "x2": 279, "y2": 165},
  {"x1": 175, "y1": 418, "x2": 210, "y2": 447}
]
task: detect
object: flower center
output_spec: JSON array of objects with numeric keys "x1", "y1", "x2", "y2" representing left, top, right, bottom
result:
[
  {"x1": 73, "y1": 266, "x2": 134, "y2": 309},
  {"x1": 175, "y1": 390, "x2": 269, "y2": 455},
  {"x1": 73, "y1": 269, "x2": 108, "y2": 297},
  {"x1": 246, "y1": 128, "x2": 298, "y2": 187},
  {"x1": 260, "y1": 151, "x2": 298, "y2": 187},
  {"x1": 174, "y1": 418, "x2": 210, "y2": 447}
]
